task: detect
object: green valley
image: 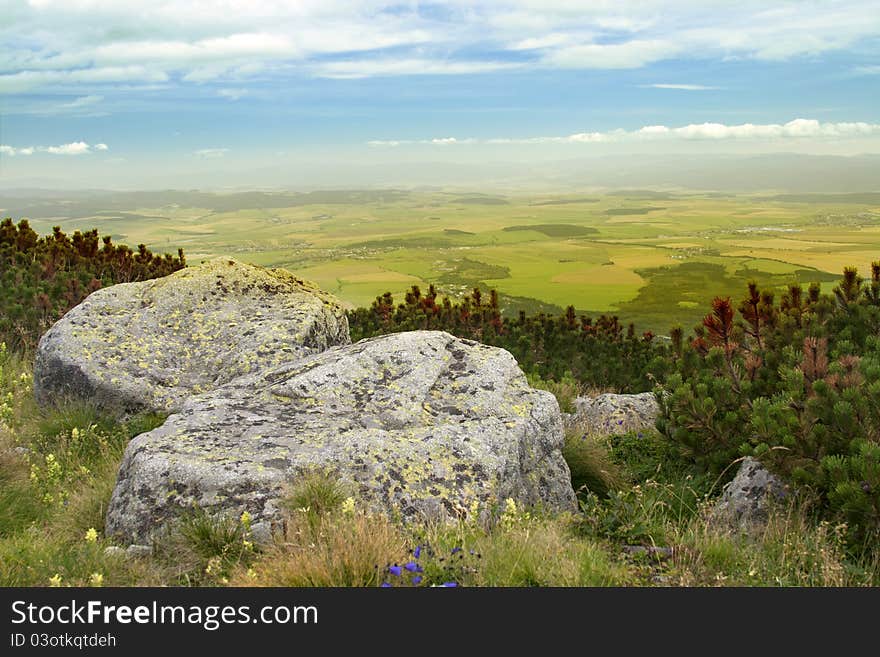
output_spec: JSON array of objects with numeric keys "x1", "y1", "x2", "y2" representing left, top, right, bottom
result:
[{"x1": 6, "y1": 188, "x2": 878, "y2": 333}]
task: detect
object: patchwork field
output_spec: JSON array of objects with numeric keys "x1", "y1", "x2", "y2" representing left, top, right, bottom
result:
[{"x1": 6, "y1": 189, "x2": 880, "y2": 334}]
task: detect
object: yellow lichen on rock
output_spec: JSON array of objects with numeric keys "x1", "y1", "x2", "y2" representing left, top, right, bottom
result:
[{"x1": 34, "y1": 258, "x2": 350, "y2": 414}]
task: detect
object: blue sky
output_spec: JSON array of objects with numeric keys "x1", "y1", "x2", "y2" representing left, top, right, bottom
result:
[{"x1": 1, "y1": 1, "x2": 879, "y2": 188}]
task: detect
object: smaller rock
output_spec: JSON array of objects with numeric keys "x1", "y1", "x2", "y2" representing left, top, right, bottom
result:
[
  {"x1": 249, "y1": 522, "x2": 273, "y2": 545},
  {"x1": 568, "y1": 392, "x2": 659, "y2": 436},
  {"x1": 103, "y1": 546, "x2": 125, "y2": 558},
  {"x1": 713, "y1": 457, "x2": 788, "y2": 527},
  {"x1": 125, "y1": 544, "x2": 152, "y2": 559},
  {"x1": 622, "y1": 545, "x2": 674, "y2": 560}
]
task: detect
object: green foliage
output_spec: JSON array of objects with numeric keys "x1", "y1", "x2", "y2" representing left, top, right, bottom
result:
[
  {"x1": 562, "y1": 430, "x2": 628, "y2": 499},
  {"x1": 283, "y1": 469, "x2": 350, "y2": 534},
  {"x1": 527, "y1": 371, "x2": 581, "y2": 412},
  {"x1": 167, "y1": 509, "x2": 256, "y2": 585},
  {"x1": 673, "y1": 507, "x2": 869, "y2": 586},
  {"x1": 0, "y1": 218, "x2": 185, "y2": 351},
  {"x1": 348, "y1": 285, "x2": 665, "y2": 391},
  {"x1": 659, "y1": 261, "x2": 880, "y2": 544},
  {"x1": 577, "y1": 487, "x2": 669, "y2": 545}
]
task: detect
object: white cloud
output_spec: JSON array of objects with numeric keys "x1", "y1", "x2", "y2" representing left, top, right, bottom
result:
[
  {"x1": 0, "y1": 66, "x2": 168, "y2": 93},
  {"x1": 315, "y1": 58, "x2": 521, "y2": 79},
  {"x1": 542, "y1": 39, "x2": 682, "y2": 69},
  {"x1": 643, "y1": 83, "x2": 720, "y2": 90},
  {"x1": 218, "y1": 88, "x2": 248, "y2": 100},
  {"x1": 507, "y1": 33, "x2": 573, "y2": 51},
  {"x1": 195, "y1": 148, "x2": 229, "y2": 158},
  {"x1": 60, "y1": 94, "x2": 104, "y2": 109},
  {"x1": 44, "y1": 141, "x2": 92, "y2": 155},
  {"x1": 0, "y1": 0, "x2": 875, "y2": 93},
  {"x1": 368, "y1": 137, "x2": 477, "y2": 146},
  {"x1": 854, "y1": 65, "x2": 880, "y2": 75},
  {"x1": 1, "y1": 141, "x2": 109, "y2": 155},
  {"x1": 370, "y1": 118, "x2": 880, "y2": 146}
]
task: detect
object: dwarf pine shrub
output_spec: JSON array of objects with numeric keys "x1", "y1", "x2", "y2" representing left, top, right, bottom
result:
[{"x1": 658, "y1": 261, "x2": 880, "y2": 545}]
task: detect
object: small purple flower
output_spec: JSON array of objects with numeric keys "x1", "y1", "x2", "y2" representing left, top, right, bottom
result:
[
  {"x1": 412, "y1": 576, "x2": 422, "y2": 585},
  {"x1": 451, "y1": 547, "x2": 462, "y2": 555},
  {"x1": 381, "y1": 582, "x2": 392, "y2": 588},
  {"x1": 442, "y1": 582, "x2": 458, "y2": 587},
  {"x1": 404, "y1": 561, "x2": 423, "y2": 573},
  {"x1": 413, "y1": 545, "x2": 422, "y2": 559},
  {"x1": 617, "y1": 420, "x2": 623, "y2": 425},
  {"x1": 388, "y1": 565, "x2": 402, "y2": 576}
]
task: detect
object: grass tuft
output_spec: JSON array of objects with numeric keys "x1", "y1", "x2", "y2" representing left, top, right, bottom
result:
[{"x1": 562, "y1": 429, "x2": 629, "y2": 499}]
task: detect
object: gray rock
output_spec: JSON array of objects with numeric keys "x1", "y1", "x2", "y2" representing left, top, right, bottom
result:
[
  {"x1": 713, "y1": 457, "x2": 788, "y2": 526},
  {"x1": 105, "y1": 331, "x2": 576, "y2": 544},
  {"x1": 103, "y1": 546, "x2": 126, "y2": 559},
  {"x1": 34, "y1": 258, "x2": 350, "y2": 415},
  {"x1": 622, "y1": 545, "x2": 674, "y2": 560},
  {"x1": 125, "y1": 544, "x2": 152, "y2": 559},
  {"x1": 568, "y1": 392, "x2": 659, "y2": 436}
]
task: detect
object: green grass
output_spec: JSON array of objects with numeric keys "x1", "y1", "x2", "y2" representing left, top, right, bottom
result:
[
  {"x1": 562, "y1": 430, "x2": 629, "y2": 499},
  {"x1": 502, "y1": 224, "x2": 598, "y2": 237}
]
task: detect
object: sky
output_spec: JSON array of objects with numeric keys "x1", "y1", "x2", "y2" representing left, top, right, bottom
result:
[{"x1": 1, "y1": 0, "x2": 879, "y2": 189}]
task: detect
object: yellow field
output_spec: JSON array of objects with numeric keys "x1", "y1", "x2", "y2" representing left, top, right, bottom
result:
[{"x1": 19, "y1": 189, "x2": 880, "y2": 330}]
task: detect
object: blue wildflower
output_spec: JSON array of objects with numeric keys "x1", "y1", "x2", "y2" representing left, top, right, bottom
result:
[
  {"x1": 413, "y1": 545, "x2": 422, "y2": 559},
  {"x1": 451, "y1": 547, "x2": 462, "y2": 554},
  {"x1": 442, "y1": 582, "x2": 458, "y2": 587},
  {"x1": 404, "y1": 561, "x2": 423, "y2": 573},
  {"x1": 412, "y1": 576, "x2": 422, "y2": 585},
  {"x1": 388, "y1": 565, "x2": 402, "y2": 576},
  {"x1": 381, "y1": 582, "x2": 392, "y2": 588}
]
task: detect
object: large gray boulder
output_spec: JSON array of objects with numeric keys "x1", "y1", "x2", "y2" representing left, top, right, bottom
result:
[
  {"x1": 567, "y1": 392, "x2": 659, "y2": 436},
  {"x1": 105, "y1": 330, "x2": 576, "y2": 544},
  {"x1": 34, "y1": 258, "x2": 350, "y2": 414},
  {"x1": 712, "y1": 457, "x2": 788, "y2": 527}
]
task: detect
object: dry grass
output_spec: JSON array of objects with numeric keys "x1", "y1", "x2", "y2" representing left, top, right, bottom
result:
[
  {"x1": 670, "y1": 502, "x2": 870, "y2": 586},
  {"x1": 232, "y1": 510, "x2": 409, "y2": 587}
]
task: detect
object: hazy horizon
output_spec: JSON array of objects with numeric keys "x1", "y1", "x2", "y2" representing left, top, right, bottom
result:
[{"x1": 1, "y1": 1, "x2": 879, "y2": 190}]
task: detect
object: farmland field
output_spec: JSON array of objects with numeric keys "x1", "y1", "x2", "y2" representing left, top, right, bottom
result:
[{"x1": 6, "y1": 189, "x2": 880, "y2": 334}]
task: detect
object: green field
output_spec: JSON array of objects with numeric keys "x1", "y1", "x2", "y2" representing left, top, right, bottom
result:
[{"x1": 10, "y1": 189, "x2": 880, "y2": 333}]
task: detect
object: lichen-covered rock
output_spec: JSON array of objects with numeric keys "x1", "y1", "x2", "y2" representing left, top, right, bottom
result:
[
  {"x1": 568, "y1": 392, "x2": 659, "y2": 436},
  {"x1": 105, "y1": 331, "x2": 576, "y2": 544},
  {"x1": 712, "y1": 457, "x2": 788, "y2": 527},
  {"x1": 34, "y1": 258, "x2": 350, "y2": 414}
]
